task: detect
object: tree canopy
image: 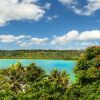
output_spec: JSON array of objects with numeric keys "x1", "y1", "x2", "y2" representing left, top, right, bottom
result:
[{"x1": 0, "y1": 46, "x2": 100, "y2": 99}]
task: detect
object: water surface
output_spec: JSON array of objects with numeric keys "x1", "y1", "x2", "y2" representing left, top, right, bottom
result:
[{"x1": 0, "y1": 59, "x2": 76, "y2": 82}]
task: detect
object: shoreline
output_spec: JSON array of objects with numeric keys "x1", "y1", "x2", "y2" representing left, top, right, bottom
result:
[{"x1": 0, "y1": 58, "x2": 77, "y2": 61}]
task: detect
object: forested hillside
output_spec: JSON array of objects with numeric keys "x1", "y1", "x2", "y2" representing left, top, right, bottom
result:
[{"x1": 0, "y1": 50, "x2": 82, "y2": 60}]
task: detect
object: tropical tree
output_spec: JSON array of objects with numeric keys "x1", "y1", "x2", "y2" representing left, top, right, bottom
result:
[{"x1": 73, "y1": 46, "x2": 100, "y2": 99}]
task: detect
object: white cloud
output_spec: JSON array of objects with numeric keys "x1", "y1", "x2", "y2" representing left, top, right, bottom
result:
[
  {"x1": 31, "y1": 38, "x2": 48, "y2": 44},
  {"x1": 17, "y1": 36, "x2": 48, "y2": 47},
  {"x1": 18, "y1": 42, "x2": 32, "y2": 47},
  {"x1": 51, "y1": 30, "x2": 78, "y2": 45},
  {"x1": 0, "y1": 34, "x2": 48, "y2": 47},
  {"x1": 0, "y1": 0, "x2": 45, "y2": 26},
  {"x1": 73, "y1": 0, "x2": 100, "y2": 16},
  {"x1": 51, "y1": 30, "x2": 100, "y2": 45},
  {"x1": 31, "y1": 38, "x2": 48, "y2": 45},
  {"x1": 43, "y1": 3, "x2": 51, "y2": 10},
  {"x1": 0, "y1": 35, "x2": 30, "y2": 43},
  {"x1": 47, "y1": 15, "x2": 58, "y2": 21},
  {"x1": 0, "y1": 30, "x2": 100, "y2": 49},
  {"x1": 80, "y1": 42, "x2": 93, "y2": 46},
  {"x1": 22, "y1": 0, "x2": 39, "y2": 3},
  {"x1": 17, "y1": 37, "x2": 48, "y2": 47},
  {"x1": 58, "y1": 0, "x2": 75, "y2": 5},
  {"x1": 59, "y1": 0, "x2": 100, "y2": 16},
  {"x1": 78, "y1": 30, "x2": 100, "y2": 40}
]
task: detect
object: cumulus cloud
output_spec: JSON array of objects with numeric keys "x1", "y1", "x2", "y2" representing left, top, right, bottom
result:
[
  {"x1": 18, "y1": 37, "x2": 48, "y2": 47},
  {"x1": 0, "y1": 35, "x2": 30, "y2": 43},
  {"x1": 51, "y1": 30, "x2": 100, "y2": 45},
  {"x1": 0, "y1": 0, "x2": 46, "y2": 26},
  {"x1": 59, "y1": 0, "x2": 100, "y2": 16},
  {"x1": 51, "y1": 30, "x2": 78, "y2": 45},
  {"x1": 0, "y1": 30, "x2": 100, "y2": 49},
  {"x1": 78, "y1": 30, "x2": 100, "y2": 40},
  {"x1": 0, "y1": 34, "x2": 48, "y2": 47},
  {"x1": 31, "y1": 38, "x2": 48, "y2": 45},
  {"x1": 73, "y1": 0, "x2": 100, "y2": 16}
]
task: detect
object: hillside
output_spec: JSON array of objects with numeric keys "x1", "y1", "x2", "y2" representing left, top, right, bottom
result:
[{"x1": 0, "y1": 50, "x2": 82, "y2": 60}]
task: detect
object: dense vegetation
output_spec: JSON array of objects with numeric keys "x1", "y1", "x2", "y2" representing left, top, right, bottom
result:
[
  {"x1": 0, "y1": 63, "x2": 69, "y2": 99},
  {"x1": 0, "y1": 46, "x2": 100, "y2": 99},
  {"x1": 0, "y1": 50, "x2": 82, "y2": 60},
  {"x1": 73, "y1": 46, "x2": 100, "y2": 99}
]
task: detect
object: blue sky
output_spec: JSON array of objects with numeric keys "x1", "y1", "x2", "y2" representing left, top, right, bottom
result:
[{"x1": 0, "y1": 0, "x2": 100, "y2": 50}]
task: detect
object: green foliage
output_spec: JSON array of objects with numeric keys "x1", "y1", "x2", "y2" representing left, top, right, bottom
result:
[
  {"x1": 73, "y1": 46, "x2": 100, "y2": 99},
  {"x1": 66, "y1": 84, "x2": 81, "y2": 100},
  {"x1": 0, "y1": 46, "x2": 100, "y2": 99},
  {"x1": 0, "y1": 62, "x2": 69, "y2": 99},
  {"x1": 0, "y1": 49, "x2": 82, "y2": 60}
]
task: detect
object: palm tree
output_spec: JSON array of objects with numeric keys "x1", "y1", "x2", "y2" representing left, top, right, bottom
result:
[{"x1": 49, "y1": 69, "x2": 69, "y2": 87}]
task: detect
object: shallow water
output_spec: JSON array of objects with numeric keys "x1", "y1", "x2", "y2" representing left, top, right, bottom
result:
[{"x1": 0, "y1": 59, "x2": 76, "y2": 82}]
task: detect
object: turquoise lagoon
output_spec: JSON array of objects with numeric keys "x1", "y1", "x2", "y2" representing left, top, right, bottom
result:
[{"x1": 0, "y1": 59, "x2": 76, "y2": 82}]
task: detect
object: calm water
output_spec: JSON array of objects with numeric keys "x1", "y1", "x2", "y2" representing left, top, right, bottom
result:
[{"x1": 0, "y1": 59, "x2": 76, "y2": 82}]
